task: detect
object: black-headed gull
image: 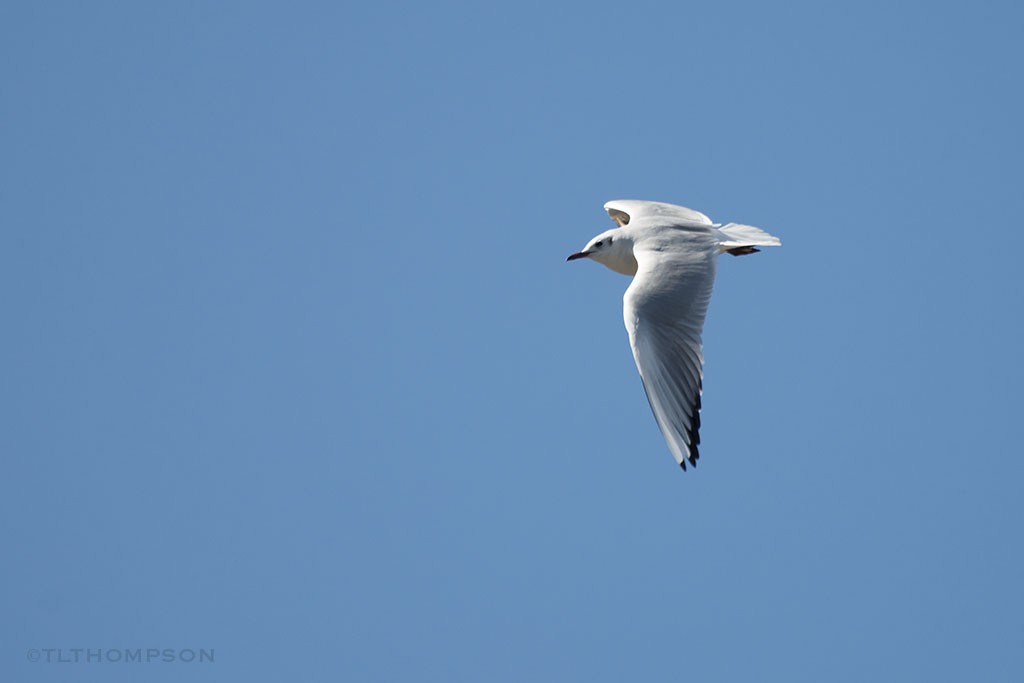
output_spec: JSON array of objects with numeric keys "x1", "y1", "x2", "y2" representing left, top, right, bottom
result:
[{"x1": 567, "y1": 200, "x2": 781, "y2": 471}]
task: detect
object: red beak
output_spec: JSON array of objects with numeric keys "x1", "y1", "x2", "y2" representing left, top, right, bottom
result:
[{"x1": 566, "y1": 251, "x2": 588, "y2": 261}]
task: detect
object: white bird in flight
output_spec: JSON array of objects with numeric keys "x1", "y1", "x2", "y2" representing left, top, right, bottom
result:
[{"x1": 567, "y1": 200, "x2": 781, "y2": 470}]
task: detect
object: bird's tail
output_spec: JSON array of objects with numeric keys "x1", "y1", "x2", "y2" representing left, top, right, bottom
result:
[{"x1": 716, "y1": 223, "x2": 782, "y2": 256}]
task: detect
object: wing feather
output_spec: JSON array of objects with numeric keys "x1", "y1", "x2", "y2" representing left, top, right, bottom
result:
[
  {"x1": 605, "y1": 200, "x2": 714, "y2": 229},
  {"x1": 623, "y1": 244, "x2": 717, "y2": 469}
]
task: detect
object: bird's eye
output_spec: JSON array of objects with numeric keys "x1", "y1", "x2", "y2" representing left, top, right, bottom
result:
[{"x1": 594, "y1": 241, "x2": 603, "y2": 248}]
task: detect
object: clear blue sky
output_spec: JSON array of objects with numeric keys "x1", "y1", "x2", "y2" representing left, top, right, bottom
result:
[{"x1": 3, "y1": 2, "x2": 1023, "y2": 681}]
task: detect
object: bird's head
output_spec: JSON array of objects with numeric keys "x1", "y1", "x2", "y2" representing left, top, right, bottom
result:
[{"x1": 566, "y1": 229, "x2": 637, "y2": 276}]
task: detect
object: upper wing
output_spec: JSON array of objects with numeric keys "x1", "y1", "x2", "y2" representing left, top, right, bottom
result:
[
  {"x1": 623, "y1": 242, "x2": 718, "y2": 469},
  {"x1": 605, "y1": 200, "x2": 714, "y2": 229}
]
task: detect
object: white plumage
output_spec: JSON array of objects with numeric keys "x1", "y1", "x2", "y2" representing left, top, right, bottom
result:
[{"x1": 567, "y1": 200, "x2": 781, "y2": 470}]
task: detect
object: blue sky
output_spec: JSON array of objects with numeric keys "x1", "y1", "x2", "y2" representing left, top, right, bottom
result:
[{"x1": 3, "y1": 1, "x2": 1023, "y2": 681}]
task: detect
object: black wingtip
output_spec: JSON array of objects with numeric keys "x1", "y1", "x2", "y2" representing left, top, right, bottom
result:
[
  {"x1": 684, "y1": 380, "x2": 702, "y2": 470},
  {"x1": 678, "y1": 446, "x2": 699, "y2": 471}
]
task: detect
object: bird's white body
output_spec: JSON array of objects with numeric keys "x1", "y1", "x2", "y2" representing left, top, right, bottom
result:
[{"x1": 568, "y1": 200, "x2": 781, "y2": 470}]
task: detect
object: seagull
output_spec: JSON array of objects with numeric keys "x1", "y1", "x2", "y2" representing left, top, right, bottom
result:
[{"x1": 567, "y1": 200, "x2": 781, "y2": 470}]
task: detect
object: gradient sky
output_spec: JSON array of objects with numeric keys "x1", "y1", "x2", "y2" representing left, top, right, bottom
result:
[{"x1": 3, "y1": 2, "x2": 1024, "y2": 681}]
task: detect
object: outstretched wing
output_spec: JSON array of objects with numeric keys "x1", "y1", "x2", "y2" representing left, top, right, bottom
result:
[
  {"x1": 605, "y1": 200, "x2": 714, "y2": 229},
  {"x1": 623, "y1": 241, "x2": 718, "y2": 469}
]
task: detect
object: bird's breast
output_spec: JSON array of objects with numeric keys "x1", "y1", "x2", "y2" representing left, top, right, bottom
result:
[{"x1": 601, "y1": 252, "x2": 639, "y2": 276}]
